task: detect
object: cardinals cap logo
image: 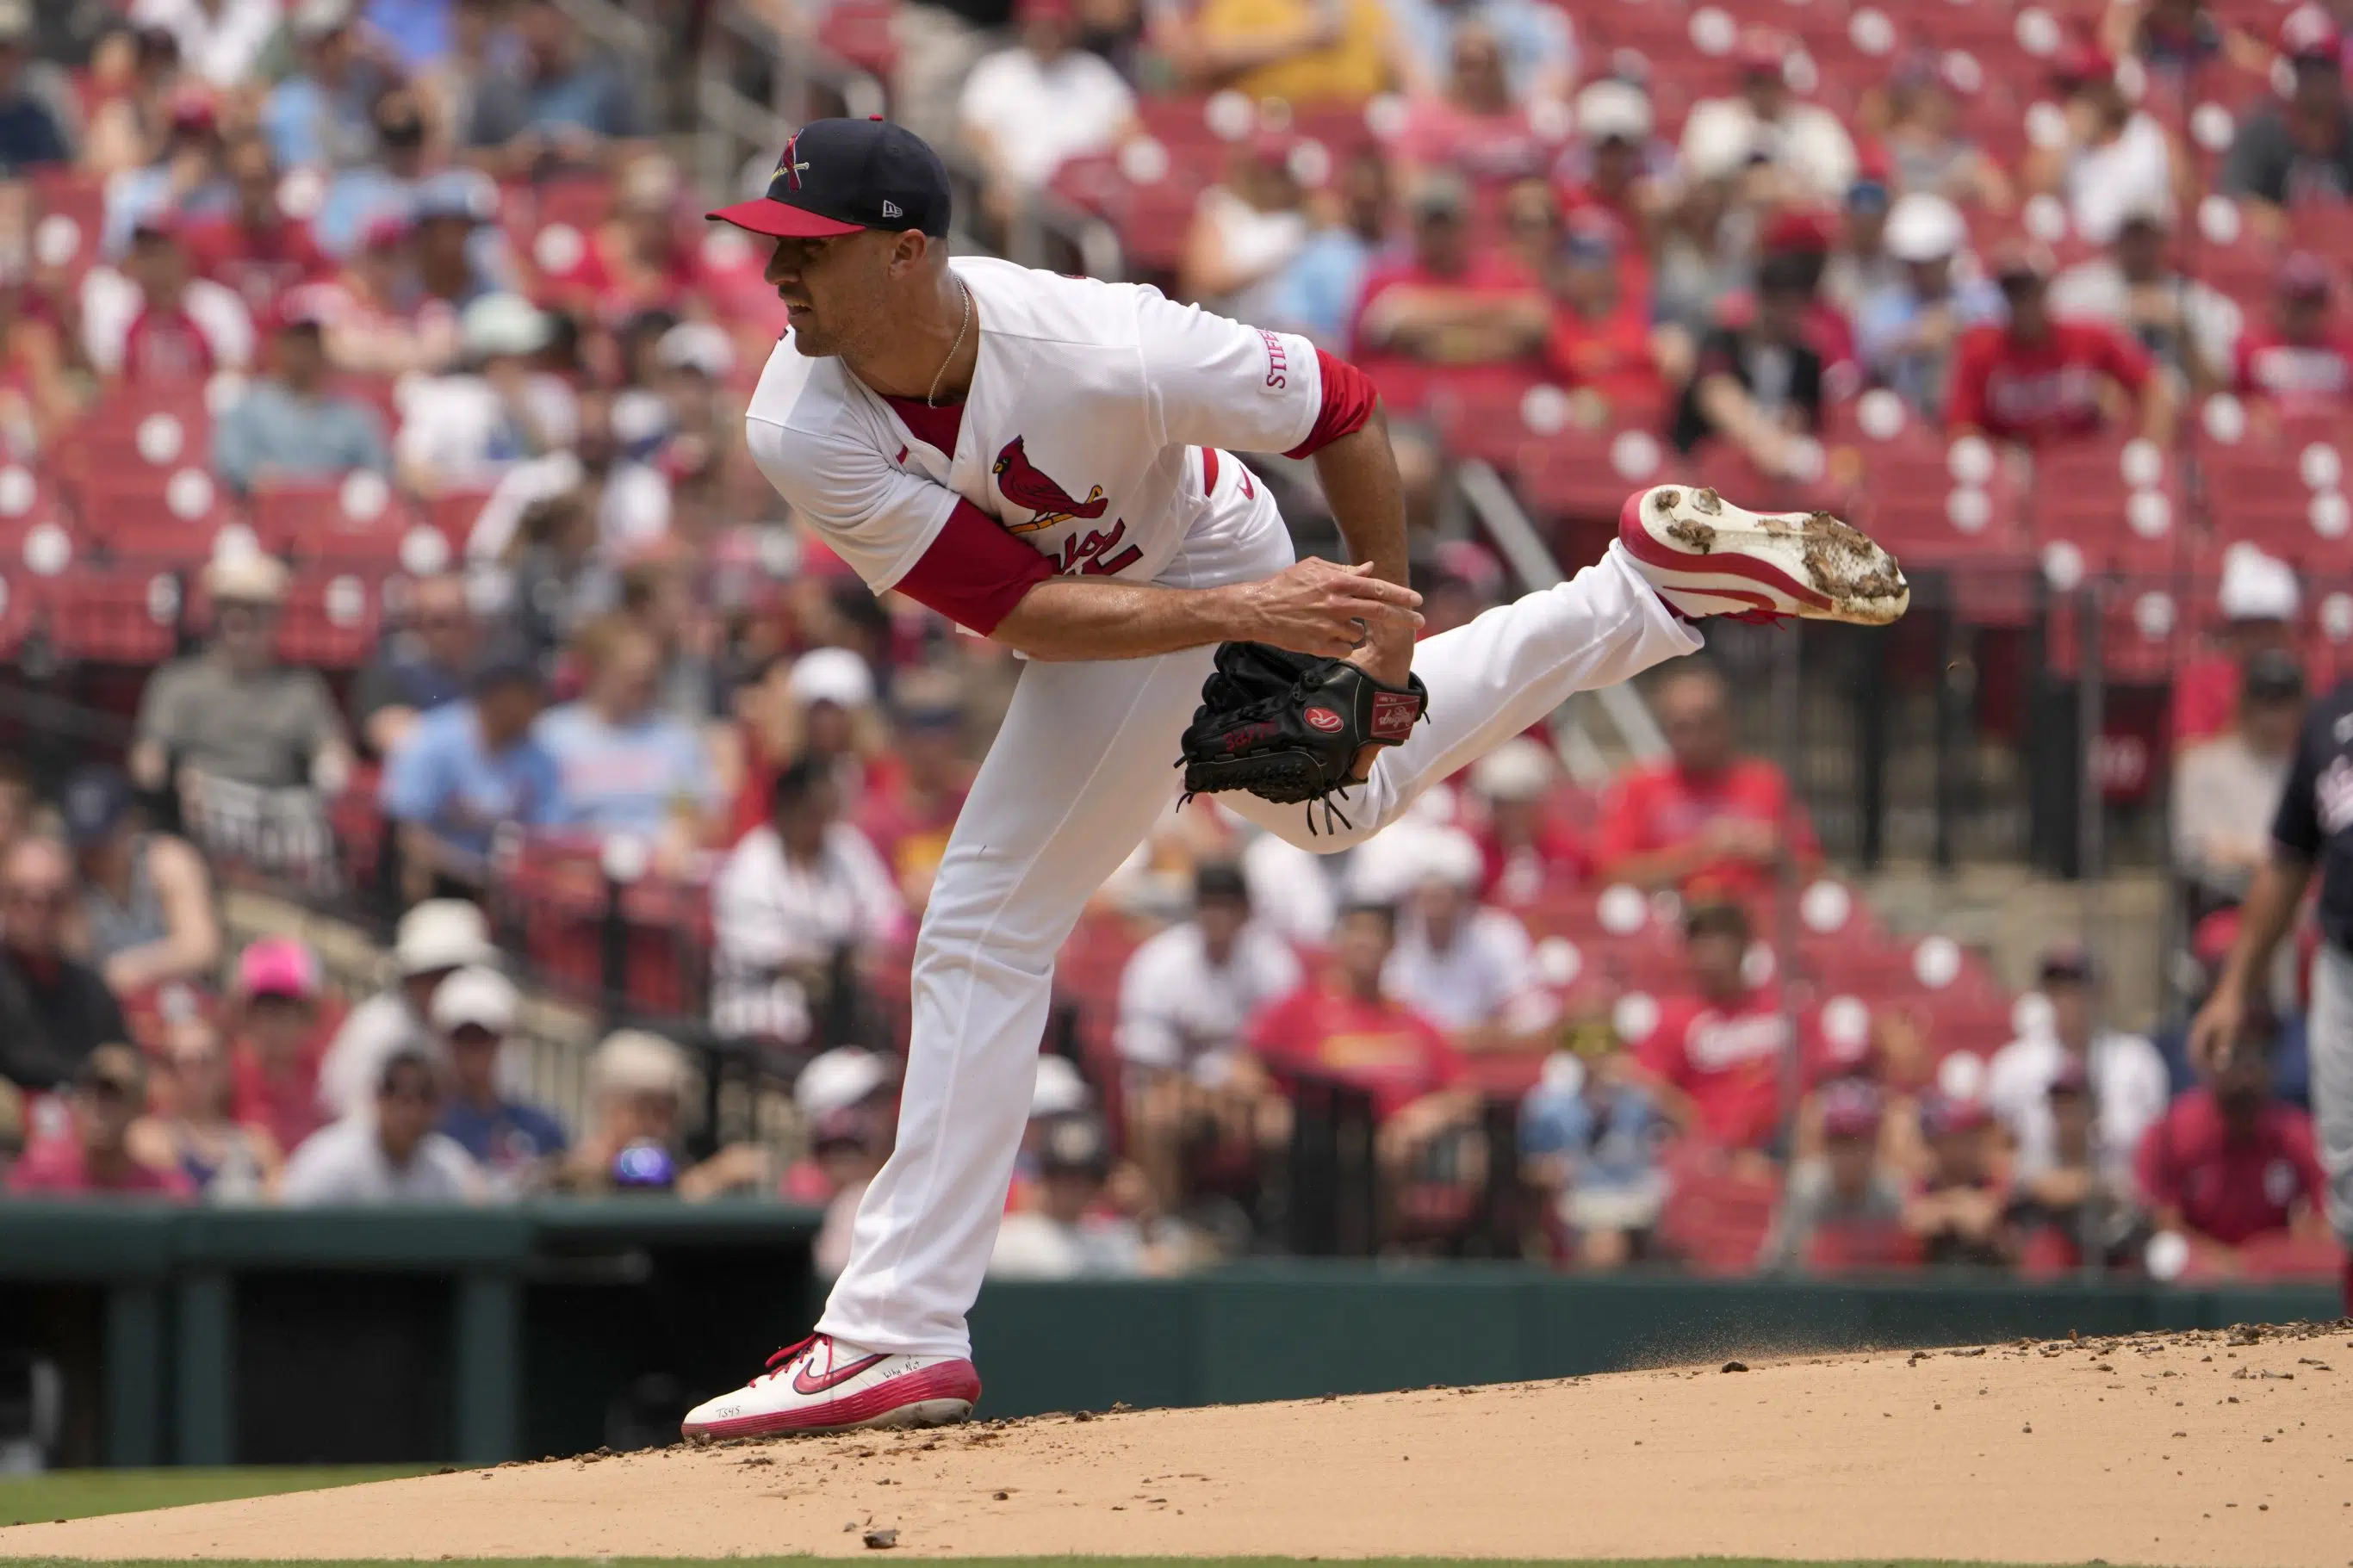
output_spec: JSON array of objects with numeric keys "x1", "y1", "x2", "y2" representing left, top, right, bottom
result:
[{"x1": 992, "y1": 436, "x2": 1108, "y2": 534}]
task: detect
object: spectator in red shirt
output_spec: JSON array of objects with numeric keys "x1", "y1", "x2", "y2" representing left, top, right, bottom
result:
[
  {"x1": 6, "y1": 1044, "x2": 192, "y2": 1198},
  {"x1": 1394, "y1": 22, "x2": 1553, "y2": 186},
  {"x1": 183, "y1": 135, "x2": 332, "y2": 319},
  {"x1": 1543, "y1": 214, "x2": 1669, "y2": 420},
  {"x1": 227, "y1": 937, "x2": 332, "y2": 1157},
  {"x1": 558, "y1": 155, "x2": 705, "y2": 328},
  {"x1": 1245, "y1": 902, "x2": 1477, "y2": 1176},
  {"x1": 1627, "y1": 899, "x2": 1814, "y2": 1156},
  {"x1": 2137, "y1": 1005, "x2": 2333, "y2": 1268},
  {"x1": 86, "y1": 213, "x2": 257, "y2": 383},
  {"x1": 1946, "y1": 245, "x2": 2176, "y2": 448},
  {"x1": 1466, "y1": 736, "x2": 1586, "y2": 906},
  {"x1": 2170, "y1": 543, "x2": 2304, "y2": 752},
  {"x1": 1348, "y1": 171, "x2": 1546, "y2": 369},
  {"x1": 2233, "y1": 251, "x2": 2353, "y2": 419},
  {"x1": 1592, "y1": 661, "x2": 1822, "y2": 901}
]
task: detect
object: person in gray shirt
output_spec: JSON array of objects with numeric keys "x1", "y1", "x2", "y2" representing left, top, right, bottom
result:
[
  {"x1": 2220, "y1": 9, "x2": 2353, "y2": 236},
  {"x1": 280, "y1": 1049, "x2": 484, "y2": 1205},
  {"x1": 130, "y1": 554, "x2": 353, "y2": 796},
  {"x1": 211, "y1": 307, "x2": 389, "y2": 493}
]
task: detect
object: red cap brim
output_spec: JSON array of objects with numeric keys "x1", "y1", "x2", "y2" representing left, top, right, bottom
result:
[{"x1": 705, "y1": 198, "x2": 866, "y2": 239}]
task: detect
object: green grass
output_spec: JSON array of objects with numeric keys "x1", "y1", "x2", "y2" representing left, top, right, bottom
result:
[{"x1": 0, "y1": 1466, "x2": 432, "y2": 1526}]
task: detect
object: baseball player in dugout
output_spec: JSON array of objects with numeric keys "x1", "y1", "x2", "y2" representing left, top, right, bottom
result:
[{"x1": 681, "y1": 116, "x2": 1912, "y2": 1438}]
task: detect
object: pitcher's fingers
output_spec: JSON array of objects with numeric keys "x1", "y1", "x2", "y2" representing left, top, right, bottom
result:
[{"x1": 1336, "y1": 576, "x2": 1423, "y2": 608}]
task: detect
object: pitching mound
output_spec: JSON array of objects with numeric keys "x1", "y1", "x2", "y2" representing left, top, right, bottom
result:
[{"x1": 6, "y1": 1324, "x2": 2350, "y2": 1565}]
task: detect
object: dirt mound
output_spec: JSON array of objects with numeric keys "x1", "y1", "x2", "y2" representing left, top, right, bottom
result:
[{"x1": 8, "y1": 1324, "x2": 2351, "y2": 1563}]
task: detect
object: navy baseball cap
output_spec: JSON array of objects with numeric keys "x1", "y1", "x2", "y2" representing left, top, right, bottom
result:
[
  {"x1": 61, "y1": 765, "x2": 136, "y2": 848},
  {"x1": 706, "y1": 117, "x2": 952, "y2": 240}
]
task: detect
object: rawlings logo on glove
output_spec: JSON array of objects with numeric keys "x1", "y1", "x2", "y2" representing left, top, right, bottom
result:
[{"x1": 1176, "y1": 642, "x2": 1429, "y2": 828}]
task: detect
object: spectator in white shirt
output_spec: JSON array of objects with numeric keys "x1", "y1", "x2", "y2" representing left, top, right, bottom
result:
[
  {"x1": 2021, "y1": 44, "x2": 2184, "y2": 245},
  {"x1": 710, "y1": 754, "x2": 907, "y2": 1044},
  {"x1": 129, "y1": 0, "x2": 284, "y2": 91},
  {"x1": 2173, "y1": 649, "x2": 2306, "y2": 916},
  {"x1": 1118, "y1": 861, "x2": 1302, "y2": 1084},
  {"x1": 1382, "y1": 826, "x2": 1545, "y2": 1049},
  {"x1": 465, "y1": 386, "x2": 672, "y2": 604},
  {"x1": 1679, "y1": 28, "x2": 1858, "y2": 206},
  {"x1": 80, "y1": 214, "x2": 255, "y2": 381},
  {"x1": 394, "y1": 293, "x2": 579, "y2": 494},
  {"x1": 959, "y1": 0, "x2": 1137, "y2": 221},
  {"x1": 317, "y1": 898, "x2": 499, "y2": 1119},
  {"x1": 1985, "y1": 941, "x2": 2170, "y2": 1186},
  {"x1": 1115, "y1": 860, "x2": 1300, "y2": 1215},
  {"x1": 280, "y1": 1047, "x2": 486, "y2": 1204}
]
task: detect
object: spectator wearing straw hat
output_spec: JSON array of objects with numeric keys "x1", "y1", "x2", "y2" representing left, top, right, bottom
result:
[
  {"x1": 316, "y1": 898, "x2": 499, "y2": 1119},
  {"x1": 559, "y1": 1029, "x2": 771, "y2": 1199},
  {"x1": 130, "y1": 554, "x2": 354, "y2": 797},
  {"x1": 431, "y1": 966, "x2": 567, "y2": 1193}
]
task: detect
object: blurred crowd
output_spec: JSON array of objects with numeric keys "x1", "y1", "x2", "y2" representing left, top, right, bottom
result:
[{"x1": 0, "y1": 0, "x2": 2340, "y2": 1297}]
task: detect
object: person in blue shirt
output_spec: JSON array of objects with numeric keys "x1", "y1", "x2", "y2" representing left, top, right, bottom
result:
[
  {"x1": 1382, "y1": 0, "x2": 1574, "y2": 103},
  {"x1": 261, "y1": 3, "x2": 397, "y2": 172},
  {"x1": 0, "y1": 3, "x2": 71, "y2": 176},
  {"x1": 534, "y1": 615, "x2": 719, "y2": 847},
  {"x1": 211, "y1": 307, "x2": 392, "y2": 493},
  {"x1": 1856, "y1": 192, "x2": 2003, "y2": 420},
  {"x1": 1520, "y1": 1030, "x2": 1671, "y2": 1267},
  {"x1": 464, "y1": 0, "x2": 643, "y2": 177},
  {"x1": 314, "y1": 88, "x2": 430, "y2": 256},
  {"x1": 380, "y1": 644, "x2": 565, "y2": 900},
  {"x1": 429, "y1": 966, "x2": 568, "y2": 1193},
  {"x1": 1264, "y1": 143, "x2": 1398, "y2": 347}
]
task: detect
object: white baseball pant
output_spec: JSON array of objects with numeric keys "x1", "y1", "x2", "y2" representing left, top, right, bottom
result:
[
  {"x1": 2303, "y1": 943, "x2": 2353, "y2": 1249},
  {"x1": 815, "y1": 544, "x2": 1702, "y2": 1357}
]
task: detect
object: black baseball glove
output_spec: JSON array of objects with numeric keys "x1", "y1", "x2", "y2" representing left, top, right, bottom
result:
[{"x1": 1176, "y1": 641, "x2": 1429, "y2": 825}]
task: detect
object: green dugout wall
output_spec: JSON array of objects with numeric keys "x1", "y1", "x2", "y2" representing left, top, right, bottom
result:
[{"x1": 0, "y1": 1203, "x2": 2337, "y2": 1467}]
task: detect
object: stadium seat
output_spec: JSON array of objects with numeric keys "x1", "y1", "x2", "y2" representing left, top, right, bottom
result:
[{"x1": 28, "y1": 568, "x2": 185, "y2": 666}]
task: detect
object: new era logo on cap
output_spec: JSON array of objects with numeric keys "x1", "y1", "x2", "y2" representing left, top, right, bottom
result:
[{"x1": 706, "y1": 117, "x2": 952, "y2": 240}]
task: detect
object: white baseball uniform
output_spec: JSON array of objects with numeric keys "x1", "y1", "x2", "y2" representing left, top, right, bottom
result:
[{"x1": 746, "y1": 257, "x2": 1701, "y2": 1356}]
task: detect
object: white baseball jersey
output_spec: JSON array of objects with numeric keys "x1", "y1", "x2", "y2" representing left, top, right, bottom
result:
[{"x1": 742, "y1": 257, "x2": 1351, "y2": 629}]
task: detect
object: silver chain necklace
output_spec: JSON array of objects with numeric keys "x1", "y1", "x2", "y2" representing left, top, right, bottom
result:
[{"x1": 926, "y1": 279, "x2": 972, "y2": 407}]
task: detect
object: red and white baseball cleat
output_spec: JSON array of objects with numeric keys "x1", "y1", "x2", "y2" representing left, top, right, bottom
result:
[
  {"x1": 680, "y1": 1335, "x2": 981, "y2": 1439},
  {"x1": 1615, "y1": 484, "x2": 1909, "y2": 626}
]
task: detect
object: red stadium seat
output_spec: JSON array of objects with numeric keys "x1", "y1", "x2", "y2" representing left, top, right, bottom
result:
[{"x1": 28, "y1": 567, "x2": 185, "y2": 666}]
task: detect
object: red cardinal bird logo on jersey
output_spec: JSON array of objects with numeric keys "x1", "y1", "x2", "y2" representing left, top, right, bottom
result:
[{"x1": 992, "y1": 436, "x2": 1108, "y2": 533}]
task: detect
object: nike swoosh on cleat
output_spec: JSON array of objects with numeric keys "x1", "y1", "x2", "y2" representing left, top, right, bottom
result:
[{"x1": 793, "y1": 1353, "x2": 888, "y2": 1395}]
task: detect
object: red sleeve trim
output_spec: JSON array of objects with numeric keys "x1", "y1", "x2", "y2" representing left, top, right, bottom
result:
[
  {"x1": 1284, "y1": 348, "x2": 1379, "y2": 459},
  {"x1": 891, "y1": 499, "x2": 1056, "y2": 636}
]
